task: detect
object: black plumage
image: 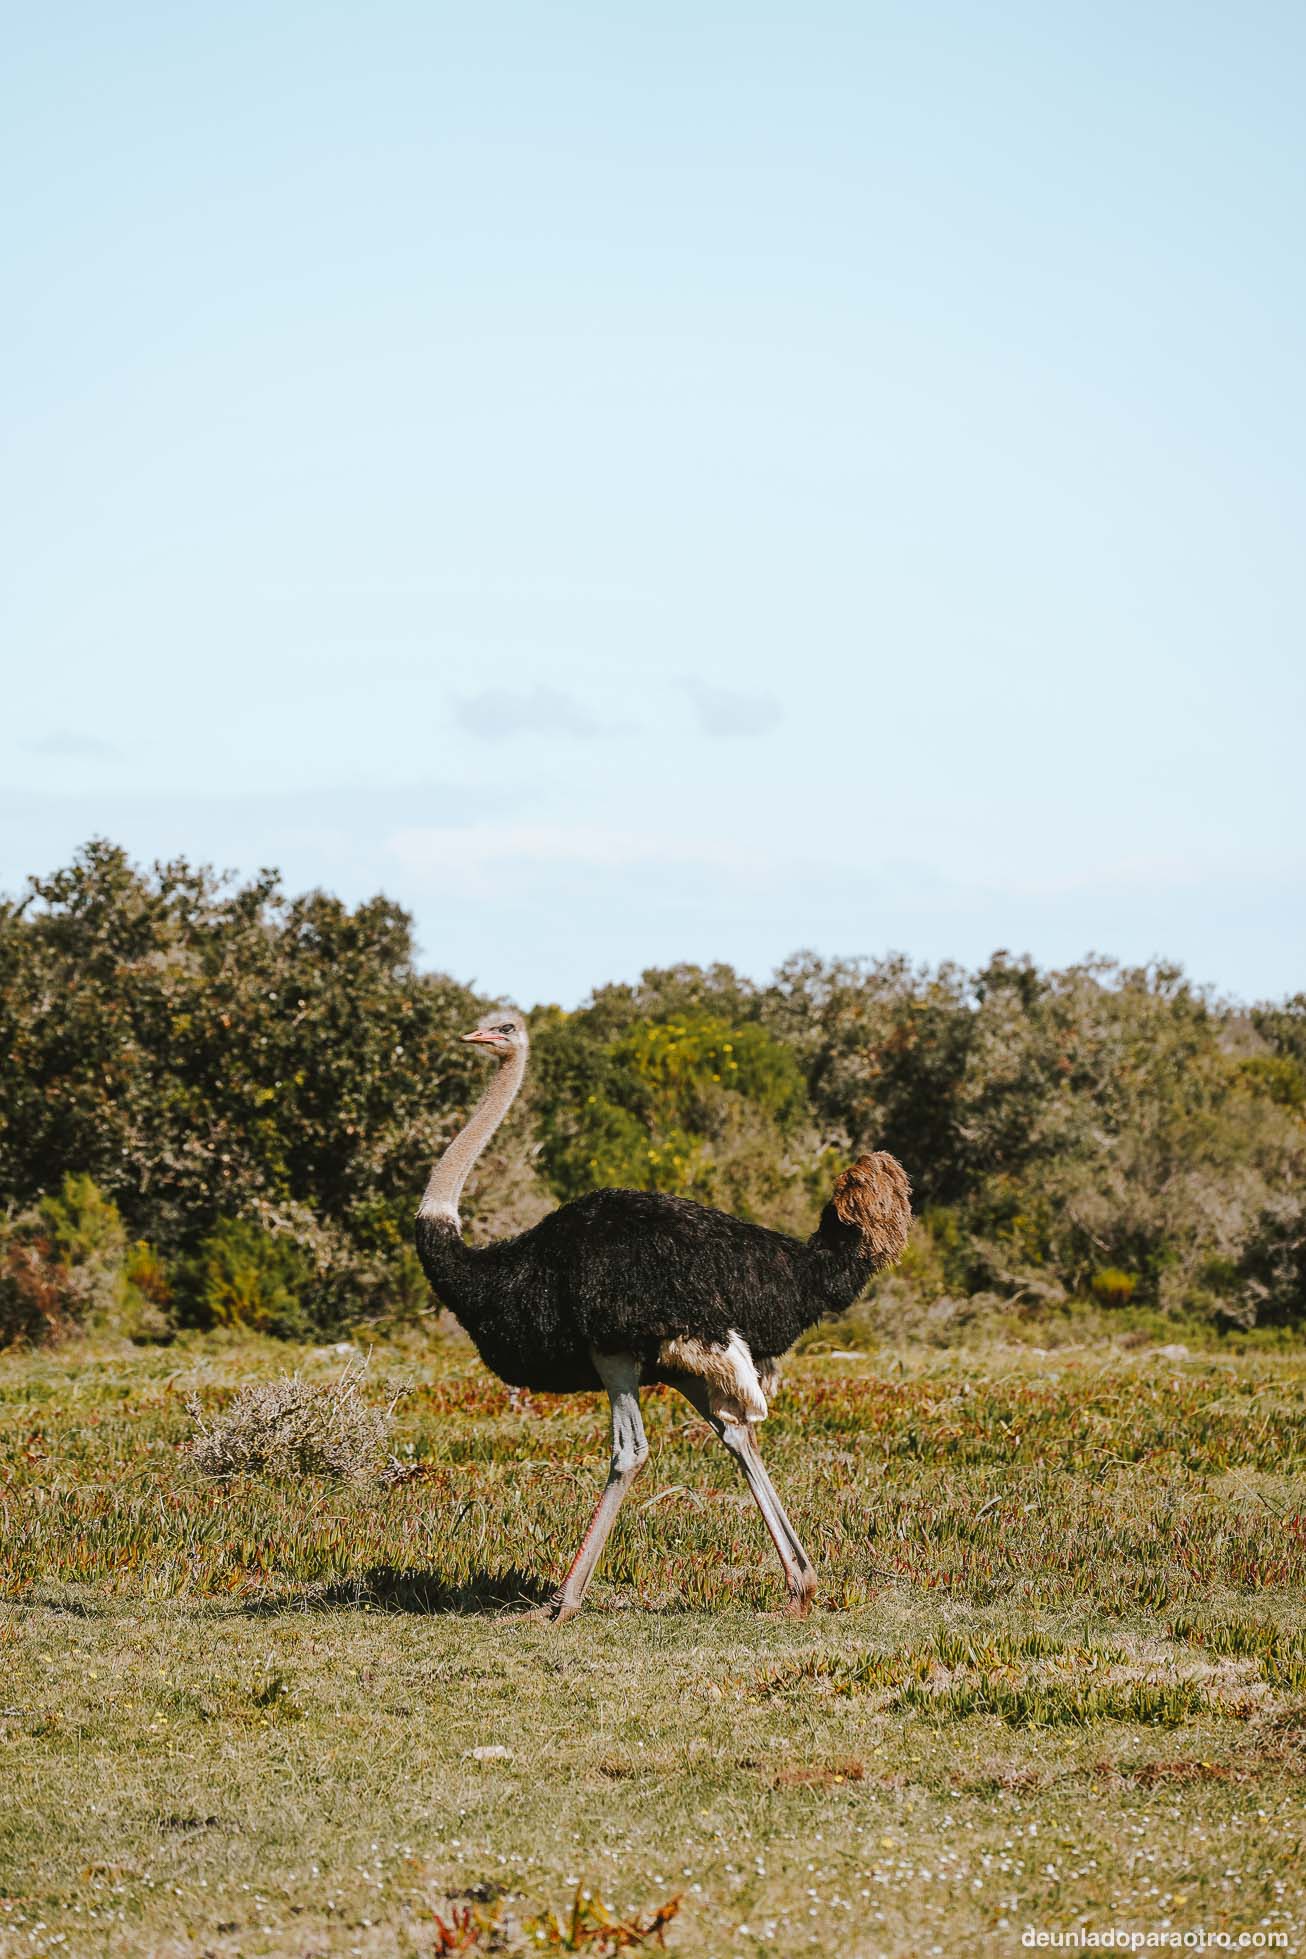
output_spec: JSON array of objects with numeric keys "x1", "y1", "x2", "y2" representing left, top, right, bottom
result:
[{"x1": 415, "y1": 1184, "x2": 900, "y2": 1396}]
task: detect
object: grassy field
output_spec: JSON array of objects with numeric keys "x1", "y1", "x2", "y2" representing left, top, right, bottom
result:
[{"x1": 1, "y1": 1328, "x2": 1304, "y2": 1958}]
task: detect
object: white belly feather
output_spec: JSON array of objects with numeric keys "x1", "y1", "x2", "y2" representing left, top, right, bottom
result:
[{"x1": 658, "y1": 1330, "x2": 772, "y2": 1424}]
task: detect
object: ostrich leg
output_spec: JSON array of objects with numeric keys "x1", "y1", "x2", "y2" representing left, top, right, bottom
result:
[
  {"x1": 676, "y1": 1379, "x2": 817, "y2": 1616},
  {"x1": 540, "y1": 1352, "x2": 648, "y2": 1624}
]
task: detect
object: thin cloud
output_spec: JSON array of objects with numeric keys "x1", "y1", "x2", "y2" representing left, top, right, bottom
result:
[
  {"x1": 25, "y1": 731, "x2": 119, "y2": 758},
  {"x1": 452, "y1": 686, "x2": 600, "y2": 741},
  {"x1": 683, "y1": 681, "x2": 783, "y2": 738}
]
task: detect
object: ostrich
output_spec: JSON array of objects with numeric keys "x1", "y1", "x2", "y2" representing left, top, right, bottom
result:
[{"x1": 415, "y1": 1010, "x2": 911, "y2": 1621}]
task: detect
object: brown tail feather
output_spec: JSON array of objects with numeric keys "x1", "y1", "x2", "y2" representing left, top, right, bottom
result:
[{"x1": 830, "y1": 1153, "x2": 912, "y2": 1269}]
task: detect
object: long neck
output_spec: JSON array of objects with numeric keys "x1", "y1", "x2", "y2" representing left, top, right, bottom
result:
[{"x1": 419, "y1": 1044, "x2": 527, "y2": 1229}]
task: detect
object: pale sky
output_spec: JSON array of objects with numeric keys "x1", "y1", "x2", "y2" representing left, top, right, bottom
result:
[{"x1": 4, "y1": 2, "x2": 1304, "y2": 1006}]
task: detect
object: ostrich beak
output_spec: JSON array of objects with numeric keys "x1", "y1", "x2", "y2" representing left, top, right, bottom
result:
[{"x1": 462, "y1": 1028, "x2": 500, "y2": 1046}]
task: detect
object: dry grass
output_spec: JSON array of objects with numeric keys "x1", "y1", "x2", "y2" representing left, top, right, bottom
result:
[
  {"x1": 186, "y1": 1355, "x2": 404, "y2": 1483},
  {"x1": 1, "y1": 1330, "x2": 1303, "y2": 1956}
]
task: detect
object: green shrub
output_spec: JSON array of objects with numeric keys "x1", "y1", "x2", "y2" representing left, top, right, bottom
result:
[
  {"x1": 0, "y1": 1174, "x2": 175, "y2": 1346},
  {"x1": 532, "y1": 1008, "x2": 829, "y2": 1230},
  {"x1": 182, "y1": 1219, "x2": 318, "y2": 1339},
  {"x1": 37, "y1": 1172, "x2": 127, "y2": 1323}
]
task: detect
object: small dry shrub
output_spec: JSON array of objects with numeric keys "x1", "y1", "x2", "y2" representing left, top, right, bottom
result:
[{"x1": 187, "y1": 1357, "x2": 404, "y2": 1481}]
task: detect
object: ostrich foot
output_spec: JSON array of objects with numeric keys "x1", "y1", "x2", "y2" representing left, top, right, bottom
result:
[
  {"x1": 508, "y1": 1592, "x2": 581, "y2": 1624},
  {"x1": 540, "y1": 1592, "x2": 583, "y2": 1625},
  {"x1": 785, "y1": 1573, "x2": 818, "y2": 1618}
]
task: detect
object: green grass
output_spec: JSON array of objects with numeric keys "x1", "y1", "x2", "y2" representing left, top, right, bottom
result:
[{"x1": 1, "y1": 1331, "x2": 1304, "y2": 1956}]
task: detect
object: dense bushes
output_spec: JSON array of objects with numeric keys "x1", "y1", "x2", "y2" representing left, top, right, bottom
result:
[
  {"x1": 530, "y1": 1005, "x2": 834, "y2": 1232},
  {"x1": 529, "y1": 952, "x2": 1305, "y2": 1330},
  {"x1": 1, "y1": 843, "x2": 1302, "y2": 1345},
  {"x1": 0, "y1": 841, "x2": 499, "y2": 1340}
]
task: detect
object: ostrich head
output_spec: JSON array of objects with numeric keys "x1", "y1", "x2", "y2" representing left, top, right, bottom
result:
[{"x1": 462, "y1": 1009, "x2": 529, "y2": 1060}]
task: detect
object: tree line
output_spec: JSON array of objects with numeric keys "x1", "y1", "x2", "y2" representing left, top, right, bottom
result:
[{"x1": 2, "y1": 841, "x2": 1302, "y2": 1344}]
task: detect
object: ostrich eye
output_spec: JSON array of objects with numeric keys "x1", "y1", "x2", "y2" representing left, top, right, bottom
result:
[{"x1": 497, "y1": 1023, "x2": 514, "y2": 1035}]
